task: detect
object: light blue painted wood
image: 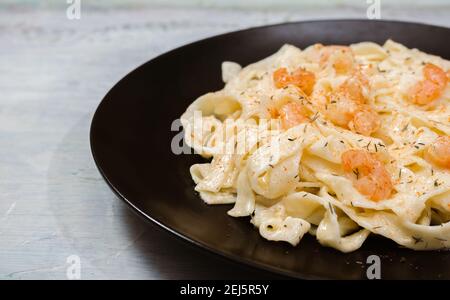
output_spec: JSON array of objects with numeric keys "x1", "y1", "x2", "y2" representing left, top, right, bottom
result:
[
  {"x1": 2, "y1": 0, "x2": 449, "y2": 8},
  {"x1": 0, "y1": 4, "x2": 449, "y2": 279}
]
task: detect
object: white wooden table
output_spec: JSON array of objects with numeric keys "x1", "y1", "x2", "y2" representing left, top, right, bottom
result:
[{"x1": 1, "y1": 2, "x2": 449, "y2": 279}]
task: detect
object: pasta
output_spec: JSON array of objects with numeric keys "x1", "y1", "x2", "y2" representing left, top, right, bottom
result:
[{"x1": 180, "y1": 40, "x2": 450, "y2": 252}]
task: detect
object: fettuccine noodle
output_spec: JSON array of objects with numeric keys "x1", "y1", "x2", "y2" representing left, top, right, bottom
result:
[{"x1": 180, "y1": 40, "x2": 450, "y2": 252}]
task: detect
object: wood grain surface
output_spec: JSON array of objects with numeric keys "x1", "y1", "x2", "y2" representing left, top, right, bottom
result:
[{"x1": 0, "y1": 3, "x2": 449, "y2": 279}]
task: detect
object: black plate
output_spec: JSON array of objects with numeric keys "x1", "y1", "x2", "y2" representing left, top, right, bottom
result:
[{"x1": 90, "y1": 20, "x2": 450, "y2": 279}]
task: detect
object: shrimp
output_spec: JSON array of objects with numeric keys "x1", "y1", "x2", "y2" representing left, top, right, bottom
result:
[
  {"x1": 273, "y1": 67, "x2": 316, "y2": 95},
  {"x1": 348, "y1": 107, "x2": 380, "y2": 136},
  {"x1": 278, "y1": 102, "x2": 309, "y2": 129},
  {"x1": 424, "y1": 136, "x2": 450, "y2": 169},
  {"x1": 408, "y1": 63, "x2": 448, "y2": 105},
  {"x1": 323, "y1": 72, "x2": 380, "y2": 136},
  {"x1": 291, "y1": 68, "x2": 316, "y2": 95},
  {"x1": 273, "y1": 68, "x2": 291, "y2": 89},
  {"x1": 325, "y1": 92, "x2": 360, "y2": 127},
  {"x1": 338, "y1": 71, "x2": 369, "y2": 104},
  {"x1": 319, "y1": 45, "x2": 355, "y2": 74},
  {"x1": 341, "y1": 149, "x2": 394, "y2": 201}
]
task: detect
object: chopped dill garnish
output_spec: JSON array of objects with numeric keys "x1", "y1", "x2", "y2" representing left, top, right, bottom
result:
[
  {"x1": 310, "y1": 112, "x2": 319, "y2": 123},
  {"x1": 328, "y1": 202, "x2": 335, "y2": 215},
  {"x1": 412, "y1": 236, "x2": 423, "y2": 244},
  {"x1": 401, "y1": 123, "x2": 409, "y2": 132}
]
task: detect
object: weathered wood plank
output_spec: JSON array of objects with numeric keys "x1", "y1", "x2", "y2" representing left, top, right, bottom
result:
[{"x1": 0, "y1": 5, "x2": 448, "y2": 279}]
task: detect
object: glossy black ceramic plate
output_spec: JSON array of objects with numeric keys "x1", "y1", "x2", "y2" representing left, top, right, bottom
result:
[{"x1": 90, "y1": 20, "x2": 450, "y2": 279}]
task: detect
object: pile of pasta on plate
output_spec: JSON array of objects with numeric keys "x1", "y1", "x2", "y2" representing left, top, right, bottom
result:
[{"x1": 181, "y1": 40, "x2": 450, "y2": 252}]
